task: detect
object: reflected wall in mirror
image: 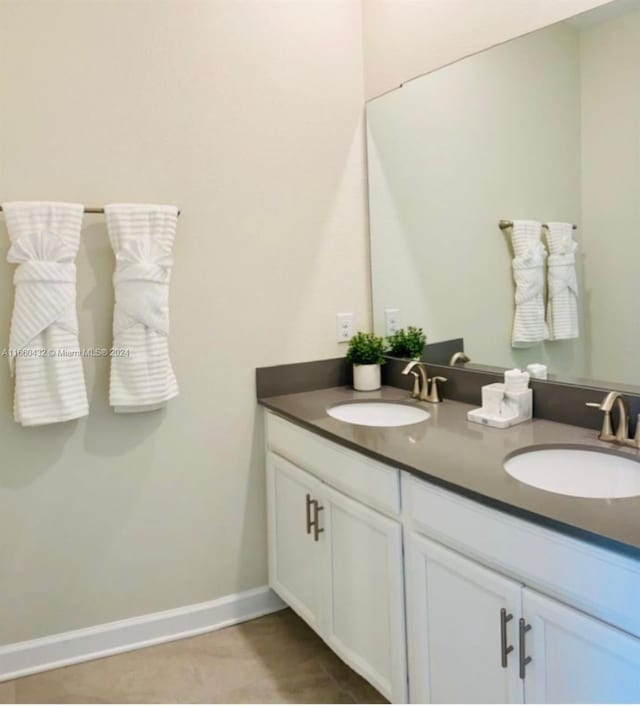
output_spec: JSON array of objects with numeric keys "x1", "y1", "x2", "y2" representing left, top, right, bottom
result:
[{"x1": 367, "y1": 0, "x2": 640, "y2": 390}]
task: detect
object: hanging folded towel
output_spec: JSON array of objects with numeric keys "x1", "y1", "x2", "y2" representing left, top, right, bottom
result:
[
  {"x1": 545, "y1": 222, "x2": 579, "y2": 341},
  {"x1": 510, "y1": 220, "x2": 547, "y2": 348},
  {"x1": 105, "y1": 204, "x2": 179, "y2": 413},
  {"x1": 2, "y1": 201, "x2": 89, "y2": 426}
]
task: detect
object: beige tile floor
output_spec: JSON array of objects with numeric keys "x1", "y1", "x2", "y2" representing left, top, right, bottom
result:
[{"x1": 0, "y1": 609, "x2": 387, "y2": 704}]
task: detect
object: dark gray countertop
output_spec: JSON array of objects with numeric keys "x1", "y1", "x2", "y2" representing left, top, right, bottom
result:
[{"x1": 259, "y1": 385, "x2": 640, "y2": 558}]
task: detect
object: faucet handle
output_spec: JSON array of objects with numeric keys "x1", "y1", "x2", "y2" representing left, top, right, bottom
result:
[
  {"x1": 585, "y1": 401, "x2": 613, "y2": 438},
  {"x1": 427, "y1": 376, "x2": 447, "y2": 403}
]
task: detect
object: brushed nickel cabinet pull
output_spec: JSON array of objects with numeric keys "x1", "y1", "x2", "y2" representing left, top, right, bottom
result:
[
  {"x1": 519, "y1": 618, "x2": 532, "y2": 679},
  {"x1": 500, "y1": 608, "x2": 514, "y2": 668},
  {"x1": 312, "y1": 500, "x2": 324, "y2": 542},
  {"x1": 305, "y1": 493, "x2": 313, "y2": 535}
]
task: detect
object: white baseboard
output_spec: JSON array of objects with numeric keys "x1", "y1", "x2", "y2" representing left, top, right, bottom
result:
[{"x1": 0, "y1": 586, "x2": 286, "y2": 683}]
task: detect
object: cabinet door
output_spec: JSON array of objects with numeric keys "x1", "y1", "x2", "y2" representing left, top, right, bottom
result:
[
  {"x1": 323, "y1": 485, "x2": 407, "y2": 703},
  {"x1": 407, "y1": 533, "x2": 523, "y2": 704},
  {"x1": 523, "y1": 588, "x2": 640, "y2": 704},
  {"x1": 266, "y1": 452, "x2": 324, "y2": 632}
]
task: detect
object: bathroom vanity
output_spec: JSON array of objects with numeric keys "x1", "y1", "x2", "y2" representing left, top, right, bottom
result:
[
  {"x1": 259, "y1": 1, "x2": 640, "y2": 701},
  {"x1": 259, "y1": 386, "x2": 640, "y2": 704}
]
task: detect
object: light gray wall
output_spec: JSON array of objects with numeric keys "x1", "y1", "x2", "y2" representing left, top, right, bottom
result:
[{"x1": 0, "y1": 0, "x2": 369, "y2": 645}]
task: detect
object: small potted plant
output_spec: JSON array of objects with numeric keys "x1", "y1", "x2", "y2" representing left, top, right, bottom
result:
[
  {"x1": 387, "y1": 326, "x2": 426, "y2": 360},
  {"x1": 346, "y1": 331, "x2": 386, "y2": 391}
]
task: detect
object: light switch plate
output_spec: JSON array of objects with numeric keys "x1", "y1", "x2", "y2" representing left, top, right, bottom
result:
[
  {"x1": 336, "y1": 313, "x2": 354, "y2": 343},
  {"x1": 385, "y1": 308, "x2": 401, "y2": 336}
]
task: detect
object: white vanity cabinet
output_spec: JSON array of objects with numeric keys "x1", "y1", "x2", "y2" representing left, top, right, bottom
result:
[
  {"x1": 406, "y1": 533, "x2": 524, "y2": 703},
  {"x1": 267, "y1": 453, "x2": 324, "y2": 633},
  {"x1": 322, "y1": 483, "x2": 406, "y2": 699},
  {"x1": 264, "y1": 409, "x2": 640, "y2": 704},
  {"x1": 404, "y1": 472, "x2": 640, "y2": 704},
  {"x1": 523, "y1": 589, "x2": 640, "y2": 703},
  {"x1": 265, "y1": 413, "x2": 407, "y2": 702},
  {"x1": 407, "y1": 533, "x2": 640, "y2": 704}
]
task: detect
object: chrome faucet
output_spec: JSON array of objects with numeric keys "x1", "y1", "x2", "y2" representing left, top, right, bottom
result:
[
  {"x1": 402, "y1": 361, "x2": 447, "y2": 403},
  {"x1": 586, "y1": 391, "x2": 640, "y2": 447}
]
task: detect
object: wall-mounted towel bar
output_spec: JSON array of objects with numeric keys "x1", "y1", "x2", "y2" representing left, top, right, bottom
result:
[
  {"x1": 499, "y1": 219, "x2": 577, "y2": 231},
  {"x1": 0, "y1": 206, "x2": 181, "y2": 216}
]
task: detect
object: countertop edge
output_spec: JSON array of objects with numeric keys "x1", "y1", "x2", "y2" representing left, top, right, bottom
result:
[{"x1": 258, "y1": 396, "x2": 640, "y2": 560}]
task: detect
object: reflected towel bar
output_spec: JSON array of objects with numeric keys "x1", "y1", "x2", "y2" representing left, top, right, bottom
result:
[
  {"x1": 499, "y1": 219, "x2": 576, "y2": 230},
  {"x1": 0, "y1": 205, "x2": 181, "y2": 216}
]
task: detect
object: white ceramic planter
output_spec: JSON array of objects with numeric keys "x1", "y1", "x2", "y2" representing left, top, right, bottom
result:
[{"x1": 353, "y1": 364, "x2": 381, "y2": 392}]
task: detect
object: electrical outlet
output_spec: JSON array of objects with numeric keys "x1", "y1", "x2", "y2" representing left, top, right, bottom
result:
[
  {"x1": 385, "y1": 308, "x2": 401, "y2": 336},
  {"x1": 336, "y1": 312, "x2": 354, "y2": 343}
]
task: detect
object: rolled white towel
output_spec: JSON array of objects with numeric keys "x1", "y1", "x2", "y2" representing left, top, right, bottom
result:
[
  {"x1": 510, "y1": 220, "x2": 547, "y2": 348},
  {"x1": 545, "y1": 222, "x2": 579, "y2": 341},
  {"x1": 527, "y1": 363, "x2": 548, "y2": 380},
  {"x1": 3, "y1": 201, "x2": 89, "y2": 426},
  {"x1": 105, "y1": 204, "x2": 179, "y2": 413}
]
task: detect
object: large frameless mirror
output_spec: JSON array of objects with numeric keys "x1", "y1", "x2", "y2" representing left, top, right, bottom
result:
[{"x1": 367, "y1": 0, "x2": 640, "y2": 391}]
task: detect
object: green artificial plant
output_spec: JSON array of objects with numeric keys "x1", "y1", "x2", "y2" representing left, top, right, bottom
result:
[
  {"x1": 386, "y1": 326, "x2": 426, "y2": 360},
  {"x1": 346, "y1": 331, "x2": 386, "y2": 366}
]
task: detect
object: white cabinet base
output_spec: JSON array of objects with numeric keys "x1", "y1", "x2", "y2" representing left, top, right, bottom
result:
[
  {"x1": 267, "y1": 453, "x2": 324, "y2": 632},
  {"x1": 324, "y1": 485, "x2": 407, "y2": 702},
  {"x1": 523, "y1": 588, "x2": 640, "y2": 704},
  {"x1": 407, "y1": 533, "x2": 523, "y2": 704},
  {"x1": 266, "y1": 449, "x2": 406, "y2": 702},
  {"x1": 265, "y1": 412, "x2": 640, "y2": 704}
]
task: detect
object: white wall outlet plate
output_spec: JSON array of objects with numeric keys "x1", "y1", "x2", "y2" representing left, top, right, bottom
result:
[
  {"x1": 385, "y1": 308, "x2": 401, "y2": 336},
  {"x1": 336, "y1": 313, "x2": 354, "y2": 343}
]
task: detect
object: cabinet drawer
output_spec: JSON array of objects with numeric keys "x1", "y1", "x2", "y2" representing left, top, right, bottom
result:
[
  {"x1": 266, "y1": 412, "x2": 400, "y2": 516},
  {"x1": 403, "y1": 472, "x2": 640, "y2": 638}
]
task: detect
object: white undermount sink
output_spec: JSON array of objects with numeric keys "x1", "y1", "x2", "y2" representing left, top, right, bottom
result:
[
  {"x1": 504, "y1": 446, "x2": 640, "y2": 499},
  {"x1": 327, "y1": 401, "x2": 430, "y2": 427}
]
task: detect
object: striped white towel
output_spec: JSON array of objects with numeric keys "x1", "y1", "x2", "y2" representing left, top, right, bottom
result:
[
  {"x1": 3, "y1": 201, "x2": 88, "y2": 426},
  {"x1": 510, "y1": 220, "x2": 548, "y2": 348},
  {"x1": 105, "y1": 204, "x2": 179, "y2": 413},
  {"x1": 545, "y1": 222, "x2": 579, "y2": 341}
]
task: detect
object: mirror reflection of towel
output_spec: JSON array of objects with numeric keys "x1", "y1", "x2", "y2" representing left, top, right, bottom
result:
[
  {"x1": 510, "y1": 220, "x2": 547, "y2": 348},
  {"x1": 545, "y1": 222, "x2": 579, "y2": 341}
]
